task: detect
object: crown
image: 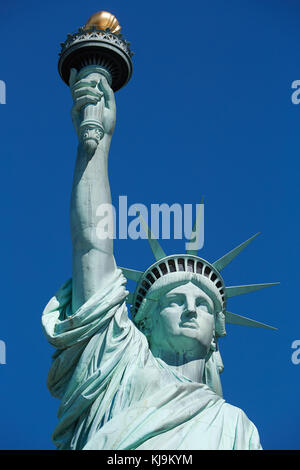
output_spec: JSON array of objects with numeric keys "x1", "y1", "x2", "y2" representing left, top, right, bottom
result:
[{"x1": 120, "y1": 211, "x2": 279, "y2": 331}]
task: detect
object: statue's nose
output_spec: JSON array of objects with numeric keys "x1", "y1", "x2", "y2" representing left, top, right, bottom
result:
[
  {"x1": 185, "y1": 298, "x2": 197, "y2": 315},
  {"x1": 181, "y1": 307, "x2": 197, "y2": 321}
]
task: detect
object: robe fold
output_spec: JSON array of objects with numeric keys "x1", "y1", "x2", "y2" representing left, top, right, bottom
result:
[{"x1": 42, "y1": 268, "x2": 262, "y2": 450}]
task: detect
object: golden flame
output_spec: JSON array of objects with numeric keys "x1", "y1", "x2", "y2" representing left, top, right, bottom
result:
[{"x1": 84, "y1": 11, "x2": 121, "y2": 34}]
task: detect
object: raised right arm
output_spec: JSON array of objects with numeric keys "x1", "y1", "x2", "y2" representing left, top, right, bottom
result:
[{"x1": 69, "y1": 67, "x2": 117, "y2": 313}]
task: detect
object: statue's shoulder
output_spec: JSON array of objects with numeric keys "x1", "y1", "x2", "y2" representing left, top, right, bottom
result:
[
  {"x1": 221, "y1": 401, "x2": 261, "y2": 448},
  {"x1": 221, "y1": 401, "x2": 257, "y2": 429}
]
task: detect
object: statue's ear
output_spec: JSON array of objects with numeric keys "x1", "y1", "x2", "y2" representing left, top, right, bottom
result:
[
  {"x1": 210, "y1": 333, "x2": 217, "y2": 352},
  {"x1": 215, "y1": 310, "x2": 227, "y2": 338}
]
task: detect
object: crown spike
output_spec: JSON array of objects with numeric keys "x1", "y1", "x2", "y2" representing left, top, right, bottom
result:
[
  {"x1": 137, "y1": 211, "x2": 166, "y2": 261},
  {"x1": 226, "y1": 282, "x2": 279, "y2": 298},
  {"x1": 225, "y1": 311, "x2": 277, "y2": 330},
  {"x1": 120, "y1": 267, "x2": 143, "y2": 282},
  {"x1": 213, "y1": 233, "x2": 260, "y2": 272},
  {"x1": 186, "y1": 197, "x2": 204, "y2": 256}
]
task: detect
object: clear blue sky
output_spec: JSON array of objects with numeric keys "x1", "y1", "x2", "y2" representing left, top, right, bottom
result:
[{"x1": 0, "y1": 0, "x2": 299, "y2": 450}]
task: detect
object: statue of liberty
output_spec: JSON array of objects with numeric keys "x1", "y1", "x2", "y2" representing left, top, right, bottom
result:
[{"x1": 42, "y1": 12, "x2": 278, "y2": 450}]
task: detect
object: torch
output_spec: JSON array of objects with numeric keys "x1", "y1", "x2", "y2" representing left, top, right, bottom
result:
[{"x1": 58, "y1": 11, "x2": 133, "y2": 154}]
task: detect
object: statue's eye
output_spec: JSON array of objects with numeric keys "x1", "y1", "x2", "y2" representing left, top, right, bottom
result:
[
  {"x1": 167, "y1": 296, "x2": 184, "y2": 307},
  {"x1": 199, "y1": 304, "x2": 209, "y2": 312},
  {"x1": 196, "y1": 299, "x2": 210, "y2": 312}
]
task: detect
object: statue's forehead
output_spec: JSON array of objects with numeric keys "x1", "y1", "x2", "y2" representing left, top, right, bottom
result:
[{"x1": 163, "y1": 281, "x2": 208, "y2": 297}]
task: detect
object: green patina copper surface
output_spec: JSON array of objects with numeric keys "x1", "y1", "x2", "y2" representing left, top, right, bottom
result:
[{"x1": 42, "y1": 62, "x2": 278, "y2": 450}]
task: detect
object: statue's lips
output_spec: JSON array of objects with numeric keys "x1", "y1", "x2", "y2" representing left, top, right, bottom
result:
[{"x1": 179, "y1": 321, "x2": 198, "y2": 329}]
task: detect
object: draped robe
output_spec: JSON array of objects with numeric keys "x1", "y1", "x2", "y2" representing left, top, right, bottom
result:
[{"x1": 42, "y1": 269, "x2": 262, "y2": 450}]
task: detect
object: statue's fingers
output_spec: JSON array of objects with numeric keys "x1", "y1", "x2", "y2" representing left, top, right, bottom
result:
[
  {"x1": 73, "y1": 78, "x2": 98, "y2": 88},
  {"x1": 98, "y1": 76, "x2": 112, "y2": 96},
  {"x1": 99, "y1": 76, "x2": 115, "y2": 108},
  {"x1": 73, "y1": 87, "x2": 103, "y2": 100},
  {"x1": 72, "y1": 95, "x2": 99, "y2": 113},
  {"x1": 71, "y1": 79, "x2": 98, "y2": 97},
  {"x1": 71, "y1": 82, "x2": 98, "y2": 98}
]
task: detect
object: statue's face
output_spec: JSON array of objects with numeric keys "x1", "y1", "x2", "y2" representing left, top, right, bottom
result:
[{"x1": 149, "y1": 282, "x2": 215, "y2": 360}]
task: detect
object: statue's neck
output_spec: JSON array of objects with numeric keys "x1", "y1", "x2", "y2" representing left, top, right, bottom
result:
[
  {"x1": 168, "y1": 359, "x2": 206, "y2": 383},
  {"x1": 151, "y1": 347, "x2": 206, "y2": 383}
]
